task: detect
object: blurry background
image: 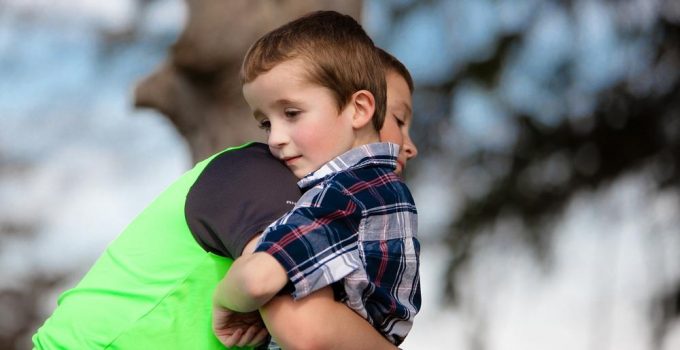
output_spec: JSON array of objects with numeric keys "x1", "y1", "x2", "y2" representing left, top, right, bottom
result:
[{"x1": 1, "y1": 0, "x2": 680, "y2": 349}]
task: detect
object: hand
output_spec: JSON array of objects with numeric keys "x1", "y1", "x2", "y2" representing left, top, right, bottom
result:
[{"x1": 212, "y1": 304, "x2": 269, "y2": 347}]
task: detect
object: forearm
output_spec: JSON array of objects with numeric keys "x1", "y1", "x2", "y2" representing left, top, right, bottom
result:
[
  {"x1": 261, "y1": 286, "x2": 397, "y2": 350},
  {"x1": 214, "y1": 252, "x2": 288, "y2": 312}
]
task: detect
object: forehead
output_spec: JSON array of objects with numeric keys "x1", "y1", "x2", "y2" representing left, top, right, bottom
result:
[
  {"x1": 242, "y1": 59, "x2": 315, "y2": 106},
  {"x1": 242, "y1": 58, "x2": 342, "y2": 118},
  {"x1": 386, "y1": 71, "x2": 412, "y2": 109},
  {"x1": 245, "y1": 59, "x2": 310, "y2": 89}
]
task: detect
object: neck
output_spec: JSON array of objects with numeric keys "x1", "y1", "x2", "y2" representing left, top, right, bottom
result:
[{"x1": 352, "y1": 128, "x2": 380, "y2": 148}]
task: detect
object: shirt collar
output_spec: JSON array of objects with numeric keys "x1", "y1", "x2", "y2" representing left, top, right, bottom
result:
[{"x1": 297, "y1": 142, "x2": 399, "y2": 189}]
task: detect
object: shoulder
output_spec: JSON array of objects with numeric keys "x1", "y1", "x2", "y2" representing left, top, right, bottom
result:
[
  {"x1": 190, "y1": 143, "x2": 298, "y2": 196},
  {"x1": 330, "y1": 166, "x2": 407, "y2": 194},
  {"x1": 185, "y1": 143, "x2": 301, "y2": 256},
  {"x1": 338, "y1": 168, "x2": 417, "y2": 210},
  {"x1": 200, "y1": 143, "x2": 288, "y2": 180},
  {"x1": 321, "y1": 168, "x2": 373, "y2": 192},
  {"x1": 299, "y1": 177, "x2": 354, "y2": 206}
]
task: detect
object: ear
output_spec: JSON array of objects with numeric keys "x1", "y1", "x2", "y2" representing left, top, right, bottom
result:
[{"x1": 348, "y1": 90, "x2": 376, "y2": 130}]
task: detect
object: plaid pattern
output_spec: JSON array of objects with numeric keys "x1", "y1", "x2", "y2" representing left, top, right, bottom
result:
[{"x1": 255, "y1": 143, "x2": 420, "y2": 345}]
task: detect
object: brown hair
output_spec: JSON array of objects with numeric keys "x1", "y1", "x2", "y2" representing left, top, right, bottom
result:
[
  {"x1": 241, "y1": 11, "x2": 386, "y2": 131},
  {"x1": 376, "y1": 47, "x2": 414, "y2": 93}
]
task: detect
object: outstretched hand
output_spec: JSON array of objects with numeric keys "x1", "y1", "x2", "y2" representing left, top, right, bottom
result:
[{"x1": 212, "y1": 304, "x2": 269, "y2": 348}]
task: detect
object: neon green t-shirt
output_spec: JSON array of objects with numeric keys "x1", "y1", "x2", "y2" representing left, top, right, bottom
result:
[{"x1": 32, "y1": 143, "x2": 301, "y2": 349}]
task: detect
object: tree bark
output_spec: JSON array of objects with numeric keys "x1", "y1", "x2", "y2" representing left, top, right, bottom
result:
[{"x1": 134, "y1": 0, "x2": 363, "y2": 162}]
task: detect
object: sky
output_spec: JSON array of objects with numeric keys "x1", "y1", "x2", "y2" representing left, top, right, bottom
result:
[{"x1": 1, "y1": 0, "x2": 679, "y2": 349}]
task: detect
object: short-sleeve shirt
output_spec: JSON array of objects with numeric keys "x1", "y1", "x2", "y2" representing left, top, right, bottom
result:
[
  {"x1": 33, "y1": 142, "x2": 301, "y2": 350},
  {"x1": 254, "y1": 142, "x2": 420, "y2": 345}
]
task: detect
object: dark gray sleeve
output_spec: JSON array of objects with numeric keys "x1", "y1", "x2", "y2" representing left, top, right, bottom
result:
[{"x1": 185, "y1": 143, "x2": 301, "y2": 258}]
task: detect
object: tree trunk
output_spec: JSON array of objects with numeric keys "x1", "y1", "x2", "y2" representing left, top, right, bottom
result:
[{"x1": 134, "y1": 0, "x2": 363, "y2": 162}]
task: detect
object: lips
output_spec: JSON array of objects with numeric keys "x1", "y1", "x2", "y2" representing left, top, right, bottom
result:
[{"x1": 283, "y1": 156, "x2": 302, "y2": 165}]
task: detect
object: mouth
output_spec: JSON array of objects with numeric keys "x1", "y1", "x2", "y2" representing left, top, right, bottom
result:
[{"x1": 282, "y1": 156, "x2": 302, "y2": 165}]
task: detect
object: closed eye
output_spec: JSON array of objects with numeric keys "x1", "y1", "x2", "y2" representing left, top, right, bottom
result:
[
  {"x1": 284, "y1": 108, "x2": 301, "y2": 118},
  {"x1": 258, "y1": 119, "x2": 271, "y2": 132}
]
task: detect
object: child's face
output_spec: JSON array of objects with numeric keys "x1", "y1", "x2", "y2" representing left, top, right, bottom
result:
[
  {"x1": 380, "y1": 71, "x2": 418, "y2": 175},
  {"x1": 243, "y1": 59, "x2": 356, "y2": 178}
]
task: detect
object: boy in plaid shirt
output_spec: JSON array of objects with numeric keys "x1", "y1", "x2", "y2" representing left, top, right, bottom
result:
[{"x1": 213, "y1": 11, "x2": 420, "y2": 346}]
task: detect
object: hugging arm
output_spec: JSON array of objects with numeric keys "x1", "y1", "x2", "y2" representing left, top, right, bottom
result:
[
  {"x1": 216, "y1": 185, "x2": 361, "y2": 311},
  {"x1": 214, "y1": 185, "x2": 388, "y2": 347},
  {"x1": 261, "y1": 287, "x2": 397, "y2": 350},
  {"x1": 214, "y1": 251, "x2": 288, "y2": 312},
  {"x1": 215, "y1": 235, "x2": 396, "y2": 349}
]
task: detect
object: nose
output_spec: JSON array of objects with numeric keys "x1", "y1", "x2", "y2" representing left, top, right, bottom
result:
[
  {"x1": 402, "y1": 134, "x2": 418, "y2": 160},
  {"x1": 267, "y1": 122, "x2": 289, "y2": 149}
]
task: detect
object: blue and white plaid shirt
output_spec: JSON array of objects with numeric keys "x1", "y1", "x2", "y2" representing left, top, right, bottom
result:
[{"x1": 255, "y1": 142, "x2": 420, "y2": 345}]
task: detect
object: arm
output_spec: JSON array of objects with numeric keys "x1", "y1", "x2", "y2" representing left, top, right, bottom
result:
[
  {"x1": 260, "y1": 287, "x2": 397, "y2": 350},
  {"x1": 215, "y1": 235, "x2": 394, "y2": 349},
  {"x1": 253, "y1": 184, "x2": 363, "y2": 300},
  {"x1": 237, "y1": 235, "x2": 395, "y2": 350},
  {"x1": 214, "y1": 251, "x2": 288, "y2": 312},
  {"x1": 215, "y1": 183, "x2": 364, "y2": 342},
  {"x1": 217, "y1": 183, "x2": 361, "y2": 312},
  {"x1": 212, "y1": 235, "x2": 279, "y2": 347}
]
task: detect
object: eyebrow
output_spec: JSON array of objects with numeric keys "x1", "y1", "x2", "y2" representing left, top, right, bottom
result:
[
  {"x1": 397, "y1": 102, "x2": 413, "y2": 120},
  {"x1": 273, "y1": 98, "x2": 301, "y2": 107},
  {"x1": 252, "y1": 98, "x2": 304, "y2": 118},
  {"x1": 403, "y1": 103, "x2": 413, "y2": 117},
  {"x1": 252, "y1": 109, "x2": 266, "y2": 119}
]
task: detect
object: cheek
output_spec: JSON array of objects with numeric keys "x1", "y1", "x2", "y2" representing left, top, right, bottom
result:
[
  {"x1": 380, "y1": 118, "x2": 403, "y2": 146},
  {"x1": 294, "y1": 124, "x2": 336, "y2": 155},
  {"x1": 292, "y1": 128, "x2": 317, "y2": 147}
]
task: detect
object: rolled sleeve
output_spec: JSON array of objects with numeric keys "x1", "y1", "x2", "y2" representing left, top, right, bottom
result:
[{"x1": 255, "y1": 185, "x2": 363, "y2": 299}]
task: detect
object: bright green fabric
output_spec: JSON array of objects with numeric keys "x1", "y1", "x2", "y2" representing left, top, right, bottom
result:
[{"x1": 33, "y1": 143, "x2": 253, "y2": 350}]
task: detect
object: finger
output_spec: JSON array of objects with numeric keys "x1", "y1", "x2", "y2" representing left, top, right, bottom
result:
[
  {"x1": 223, "y1": 328, "x2": 243, "y2": 347},
  {"x1": 249, "y1": 327, "x2": 270, "y2": 346},
  {"x1": 214, "y1": 328, "x2": 233, "y2": 346},
  {"x1": 236, "y1": 324, "x2": 260, "y2": 347}
]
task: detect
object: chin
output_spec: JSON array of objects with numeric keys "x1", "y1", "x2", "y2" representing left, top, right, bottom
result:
[{"x1": 294, "y1": 170, "x2": 309, "y2": 179}]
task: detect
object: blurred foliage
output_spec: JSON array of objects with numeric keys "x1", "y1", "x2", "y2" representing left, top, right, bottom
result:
[
  {"x1": 3, "y1": 0, "x2": 680, "y2": 348},
  {"x1": 380, "y1": 0, "x2": 680, "y2": 342}
]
